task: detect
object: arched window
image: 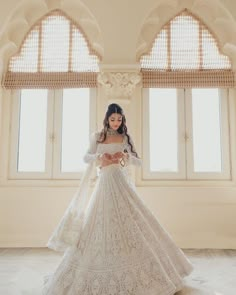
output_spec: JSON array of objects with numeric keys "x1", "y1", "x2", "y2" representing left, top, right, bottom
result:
[
  {"x1": 7, "y1": 10, "x2": 99, "y2": 180},
  {"x1": 140, "y1": 10, "x2": 231, "y2": 181},
  {"x1": 140, "y1": 9, "x2": 234, "y2": 88},
  {"x1": 4, "y1": 9, "x2": 100, "y2": 88}
]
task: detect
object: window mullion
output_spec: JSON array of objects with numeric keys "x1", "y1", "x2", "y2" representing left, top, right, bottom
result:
[
  {"x1": 186, "y1": 88, "x2": 231, "y2": 180},
  {"x1": 9, "y1": 90, "x2": 22, "y2": 179},
  {"x1": 143, "y1": 88, "x2": 186, "y2": 180},
  {"x1": 184, "y1": 88, "x2": 194, "y2": 179},
  {"x1": 142, "y1": 88, "x2": 151, "y2": 179},
  {"x1": 53, "y1": 88, "x2": 96, "y2": 180},
  {"x1": 89, "y1": 88, "x2": 97, "y2": 134},
  {"x1": 218, "y1": 89, "x2": 231, "y2": 179},
  {"x1": 45, "y1": 89, "x2": 55, "y2": 179},
  {"x1": 9, "y1": 90, "x2": 53, "y2": 179},
  {"x1": 52, "y1": 89, "x2": 63, "y2": 179},
  {"x1": 177, "y1": 88, "x2": 187, "y2": 179}
]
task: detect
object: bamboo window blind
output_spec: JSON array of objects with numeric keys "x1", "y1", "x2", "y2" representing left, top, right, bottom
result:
[
  {"x1": 140, "y1": 10, "x2": 234, "y2": 88},
  {"x1": 3, "y1": 10, "x2": 100, "y2": 89}
]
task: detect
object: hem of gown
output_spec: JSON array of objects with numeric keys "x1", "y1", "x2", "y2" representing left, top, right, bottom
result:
[
  {"x1": 46, "y1": 241, "x2": 66, "y2": 253},
  {"x1": 45, "y1": 241, "x2": 194, "y2": 276},
  {"x1": 46, "y1": 238, "x2": 78, "y2": 253},
  {"x1": 42, "y1": 259, "x2": 192, "y2": 295},
  {"x1": 43, "y1": 162, "x2": 194, "y2": 295},
  {"x1": 42, "y1": 276, "x2": 185, "y2": 295},
  {"x1": 180, "y1": 256, "x2": 194, "y2": 277}
]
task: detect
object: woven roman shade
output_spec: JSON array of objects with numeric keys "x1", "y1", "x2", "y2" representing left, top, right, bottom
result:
[
  {"x1": 140, "y1": 9, "x2": 235, "y2": 88},
  {"x1": 3, "y1": 10, "x2": 100, "y2": 89}
]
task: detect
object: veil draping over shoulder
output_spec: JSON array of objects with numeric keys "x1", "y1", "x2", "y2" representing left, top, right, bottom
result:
[{"x1": 46, "y1": 160, "x2": 96, "y2": 253}]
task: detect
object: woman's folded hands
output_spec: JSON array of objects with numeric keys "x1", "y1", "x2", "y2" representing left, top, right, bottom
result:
[{"x1": 98, "y1": 152, "x2": 129, "y2": 167}]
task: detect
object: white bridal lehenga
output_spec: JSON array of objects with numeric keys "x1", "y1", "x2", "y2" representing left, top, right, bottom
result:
[{"x1": 42, "y1": 132, "x2": 194, "y2": 295}]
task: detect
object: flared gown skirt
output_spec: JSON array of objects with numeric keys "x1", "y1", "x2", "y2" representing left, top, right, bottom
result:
[{"x1": 43, "y1": 164, "x2": 194, "y2": 295}]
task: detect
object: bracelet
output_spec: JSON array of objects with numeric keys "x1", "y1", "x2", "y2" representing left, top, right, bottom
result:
[
  {"x1": 96, "y1": 154, "x2": 103, "y2": 162},
  {"x1": 120, "y1": 157, "x2": 125, "y2": 167}
]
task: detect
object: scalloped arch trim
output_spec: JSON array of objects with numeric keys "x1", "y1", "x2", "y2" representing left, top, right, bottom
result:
[
  {"x1": 136, "y1": 0, "x2": 236, "y2": 69},
  {"x1": 0, "y1": 0, "x2": 104, "y2": 75}
]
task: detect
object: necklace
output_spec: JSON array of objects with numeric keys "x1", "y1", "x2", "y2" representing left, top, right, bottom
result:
[{"x1": 107, "y1": 128, "x2": 120, "y2": 136}]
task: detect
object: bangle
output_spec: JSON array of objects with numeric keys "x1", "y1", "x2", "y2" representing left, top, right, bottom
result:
[{"x1": 97, "y1": 154, "x2": 102, "y2": 161}]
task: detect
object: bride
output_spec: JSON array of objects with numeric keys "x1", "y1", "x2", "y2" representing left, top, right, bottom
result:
[{"x1": 43, "y1": 103, "x2": 194, "y2": 295}]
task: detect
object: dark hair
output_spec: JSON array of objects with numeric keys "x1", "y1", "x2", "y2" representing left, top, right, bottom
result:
[{"x1": 97, "y1": 103, "x2": 139, "y2": 157}]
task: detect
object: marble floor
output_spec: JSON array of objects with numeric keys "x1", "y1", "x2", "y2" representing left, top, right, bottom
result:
[{"x1": 0, "y1": 248, "x2": 235, "y2": 295}]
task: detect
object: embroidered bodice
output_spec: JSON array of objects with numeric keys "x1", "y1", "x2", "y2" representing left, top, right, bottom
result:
[{"x1": 83, "y1": 131, "x2": 142, "y2": 167}]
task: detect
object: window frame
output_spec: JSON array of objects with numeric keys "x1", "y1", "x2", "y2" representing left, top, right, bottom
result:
[
  {"x1": 53, "y1": 88, "x2": 97, "y2": 179},
  {"x1": 185, "y1": 88, "x2": 231, "y2": 180},
  {"x1": 142, "y1": 88, "x2": 186, "y2": 180},
  {"x1": 142, "y1": 87, "x2": 232, "y2": 182},
  {"x1": 9, "y1": 88, "x2": 96, "y2": 180}
]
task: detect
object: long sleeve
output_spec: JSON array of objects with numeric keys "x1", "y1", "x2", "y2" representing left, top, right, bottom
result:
[
  {"x1": 83, "y1": 131, "x2": 102, "y2": 165},
  {"x1": 124, "y1": 134, "x2": 142, "y2": 167}
]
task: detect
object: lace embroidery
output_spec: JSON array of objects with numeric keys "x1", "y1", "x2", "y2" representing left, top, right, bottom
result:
[{"x1": 43, "y1": 133, "x2": 193, "y2": 295}]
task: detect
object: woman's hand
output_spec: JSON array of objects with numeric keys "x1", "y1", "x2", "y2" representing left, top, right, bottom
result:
[
  {"x1": 113, "y1": 152, "x2": 129, "y2": 160},
  {"x1": 112, "y1": 152, "x2": 125, "y2": 159},
  {"x1": 101, "y1": 153, "x2": 112, "y2": 160},
  {"x1": 99, "y1": 152, "x2": 129, "y2": 167},
  {"x1": 99, "y1": 153, "x2": 119, "y2": 167}
]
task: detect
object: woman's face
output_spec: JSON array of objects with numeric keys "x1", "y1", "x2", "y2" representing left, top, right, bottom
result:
[{"x1": 108, "y1": 113, "x2": 123, "y2": 130}]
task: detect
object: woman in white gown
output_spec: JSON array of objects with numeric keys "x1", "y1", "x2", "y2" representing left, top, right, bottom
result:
[{"x1": 43, "y1": 103, "x2": 194, "y2": 295}]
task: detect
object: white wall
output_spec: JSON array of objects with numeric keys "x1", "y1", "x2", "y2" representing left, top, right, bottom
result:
[{"x1": 0, "y1": 0, "x2": 236, "y2": 249}]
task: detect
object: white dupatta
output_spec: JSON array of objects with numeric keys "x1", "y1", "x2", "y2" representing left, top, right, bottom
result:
[
  {"x1": 46, "y1": 160, "x2": 96, "y2": 252},
  {"x1": 46, "y1": 132, "x2": 101, "y2": 253}
]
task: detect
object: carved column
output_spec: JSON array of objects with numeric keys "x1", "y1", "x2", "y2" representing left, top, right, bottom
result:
[{"x1": 97, "y1": 72, "x2": 141, "y2": 103}]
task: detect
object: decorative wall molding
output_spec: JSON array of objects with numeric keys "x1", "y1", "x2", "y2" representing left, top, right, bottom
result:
[
  {"x1": 97, "y1": 72, "x2": 141, "y2": 102},
  {"x1": 0, "y1": 0, "x2": 104, "y2": 76},
  {"x1": 99, "y1": 63, "x2": 140, "y2": 73},
  {"x1": 136, "y1": 0, "x2": 236, "y2": 70}
]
